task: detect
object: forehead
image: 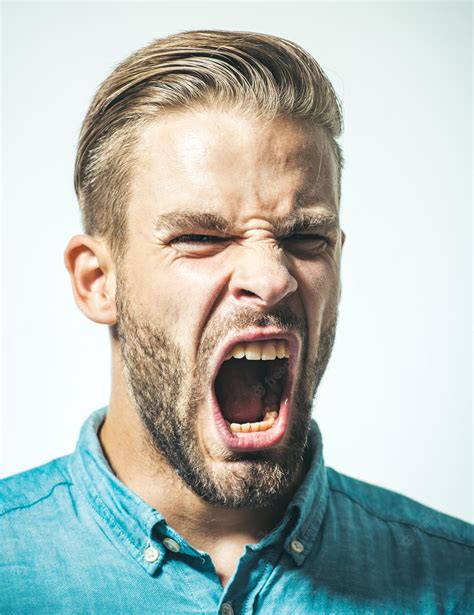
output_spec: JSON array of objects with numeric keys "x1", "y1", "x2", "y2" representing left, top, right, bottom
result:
[{"x1": 129, "y1": 109, "x2": 339, "y2": 227}]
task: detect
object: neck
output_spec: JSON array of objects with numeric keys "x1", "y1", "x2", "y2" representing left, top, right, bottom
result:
[
  {"x1": 100, "y1": 406, "x2": 308, "y2": 548},
  {"x1": 100, "y1": 370, "x2": 309, "y2": 549}
]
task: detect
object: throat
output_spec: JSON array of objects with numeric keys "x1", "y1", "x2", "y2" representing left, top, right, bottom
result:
[
  {"x1": 215, "y1": 360, "x2": 265, "y2": 423},
  {"x1": 214, "y1": 358, "x2": 286, "y2": 424}
]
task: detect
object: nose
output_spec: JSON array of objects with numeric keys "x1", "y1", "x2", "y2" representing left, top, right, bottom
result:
[{"x1": 228, "y1": 242, "x2": 298, "y2": 309}]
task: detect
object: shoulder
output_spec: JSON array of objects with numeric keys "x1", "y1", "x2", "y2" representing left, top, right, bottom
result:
[
  {"x1": 0, "y1": 455, "x2": 73, "y2": 518},
  {"x1": 326, "y1": 466, "x2": 473, "y2": 549}
]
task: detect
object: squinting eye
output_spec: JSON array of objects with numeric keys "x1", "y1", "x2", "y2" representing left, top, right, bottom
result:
[
  {"x1": 284, "y1": 234, "x2": 328, "y2": 246},
  {"x1": 171, "y1": 234, "x2": 227, "y2": 244},
  {"x1": 288, "y1": 234, "x2": 326, "y2": 241}
]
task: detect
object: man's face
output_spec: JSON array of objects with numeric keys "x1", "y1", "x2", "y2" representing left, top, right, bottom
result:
[{"x1": 115, "y1": 109, "x2": 343, "y2": 508}]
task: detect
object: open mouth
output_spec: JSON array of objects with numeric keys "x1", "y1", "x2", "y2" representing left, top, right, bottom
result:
[{"x1": 211, "y1": 335, "x2": 297, "y2": 452}]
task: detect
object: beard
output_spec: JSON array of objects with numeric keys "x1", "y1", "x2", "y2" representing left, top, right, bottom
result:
[{"x1": 115, "y1": 275, "x2": 337, "y2": 510}]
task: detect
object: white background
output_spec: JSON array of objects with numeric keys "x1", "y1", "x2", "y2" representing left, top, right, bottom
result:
[{"x1": 1, "y1": 1, "x2": 472, "y2": 523}]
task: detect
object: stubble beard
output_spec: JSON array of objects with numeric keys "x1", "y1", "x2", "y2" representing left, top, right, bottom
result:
[{"x1": 115, "y1": 276, "x2": 337, "y2": 509}]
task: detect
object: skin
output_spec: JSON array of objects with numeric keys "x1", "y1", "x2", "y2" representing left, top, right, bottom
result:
[{"x1": 65, "y1": 109, "x2": 344, "y2": 587}]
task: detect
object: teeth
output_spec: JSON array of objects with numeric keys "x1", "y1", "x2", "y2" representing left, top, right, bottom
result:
[
  {"x1": 231, "y1": 343, "x2": 246, "y2": 359},
  {"x1": 245, "y1": 342, "x2": 262, "y2": 360},
  {"x1": 276, "y1": 340, "x2": 288, "y2": 359},
  {"x1": 226, "y1": 410, "x2": 279, "y2": 434},
  {"x1": 261, "y1": 342, "x2": 277, "y2": 360},
  {"x1": 225, "y1": 339, "x2": 290, "y2": 361}
]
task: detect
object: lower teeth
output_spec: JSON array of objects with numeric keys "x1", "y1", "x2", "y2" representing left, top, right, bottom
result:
[{"x1": 226, "y1": 410, "x2": 279, "y2": 434}]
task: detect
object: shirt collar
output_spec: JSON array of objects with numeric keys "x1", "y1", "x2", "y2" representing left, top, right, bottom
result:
[
  {"x1": 282, "y1": 418, "x2": 329, "y2": 565},
  {"x1": 69, "y1": 407, "x2": 166, "y2": 575},
  {"x1": 69, "y1": 407, "x2": 328, "y2": 574}
]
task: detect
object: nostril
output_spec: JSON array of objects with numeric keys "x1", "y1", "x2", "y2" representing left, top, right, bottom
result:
[
  {"x1": 239, "y1": 289, "x2": 259, "y2": 298},
  {"x1": 230, "y1": 269, "x2": 297, "y2": 307}
]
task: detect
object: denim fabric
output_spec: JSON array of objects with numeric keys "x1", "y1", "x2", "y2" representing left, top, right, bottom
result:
[{"x1": 1, "y1": 407, "x2": 473, "y2": 614}]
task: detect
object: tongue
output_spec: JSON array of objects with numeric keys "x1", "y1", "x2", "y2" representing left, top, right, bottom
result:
[{"x1": 215, "y1": 360, "x2": 265, "y2": 424}]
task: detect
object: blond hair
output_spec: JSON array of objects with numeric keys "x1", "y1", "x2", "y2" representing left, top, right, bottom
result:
[{"x1": 74, "y1": 30, "x2": 344, "y2": 258}]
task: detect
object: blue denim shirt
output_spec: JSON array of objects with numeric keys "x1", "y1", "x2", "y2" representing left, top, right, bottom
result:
[{"x1": 1, "y1": 407, "x2": 473, "y2": 614}]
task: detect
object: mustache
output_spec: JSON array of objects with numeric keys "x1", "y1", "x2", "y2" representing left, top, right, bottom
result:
[
  {"x1": 223, "y1": 305, "x2": 305, "y2": 333},
  {"x1": 196, "y1": 304, "x2": 307, "y2": 366},
  {"x1": 186, "y1": 304, "x2": 307, "y2": 411}
]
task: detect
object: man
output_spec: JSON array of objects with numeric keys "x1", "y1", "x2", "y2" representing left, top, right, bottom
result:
[{"x1": 1, "y1": 30, "x2": 472, "y2": 614}]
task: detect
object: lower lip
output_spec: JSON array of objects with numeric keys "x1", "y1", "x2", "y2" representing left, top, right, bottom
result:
[{"x1": 210, "y1": 371, "x2": 293, "y2": 452}]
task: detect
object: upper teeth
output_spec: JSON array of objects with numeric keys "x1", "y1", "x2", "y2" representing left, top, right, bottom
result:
[{"x1": 225, "y1": 339, "x2": 290, "y2": 361}]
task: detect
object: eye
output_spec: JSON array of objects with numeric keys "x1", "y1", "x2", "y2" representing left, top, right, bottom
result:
[
  {"x1": 283, "y1": 234, "x2": 329, "y2": 252},
  {"x1": 287, "y1": 234, "x2": 327, "y2": 241},
  {"x1": 170, "y1": 234, "x2": 227, "y2": 245},
  {"x1": 168, "y1": 234, "x2": 231, "y2": 256}
]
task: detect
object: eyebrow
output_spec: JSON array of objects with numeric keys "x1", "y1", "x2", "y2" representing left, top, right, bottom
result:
[{"x1": 154, "y1": 209, "x2": 340, "y2": 237}]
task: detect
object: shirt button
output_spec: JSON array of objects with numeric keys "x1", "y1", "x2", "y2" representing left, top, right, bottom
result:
[
  {"x1": 221, "y1": 603, "x2": 234, "y2": 615},
  {"x1": 144, "y1": 545, "x2": 159, "y2": 563},
  {"x1": 163, "y1": 537, "x2": 181, "y2": 553},
  {"x1": 290, "y1": 539, "x2": 305, "y2": 554}
]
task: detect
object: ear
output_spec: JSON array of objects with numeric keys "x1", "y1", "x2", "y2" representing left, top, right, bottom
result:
[
  {"x1": 339, "y1": 230, "x2": 346, "y2": 302},
  {"x1": 64, "y1": 235, "x2": 117, "y2": 325}
]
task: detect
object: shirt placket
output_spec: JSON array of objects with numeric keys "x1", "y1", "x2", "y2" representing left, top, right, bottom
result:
[
  {"x1": 216, "y1": 542, "x2": 284, "y2": 615},
  {"x1": 153, "y1": 524, "x2": 223, "y2": 611}
]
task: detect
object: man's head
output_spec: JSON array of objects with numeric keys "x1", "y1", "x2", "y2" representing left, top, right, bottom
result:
[
  {"x1": 66, "y1": 30, "x2": 344, "y2": 509},
  {"x1": 74, "y1": 30, "x2": 343, "y2": 260}
]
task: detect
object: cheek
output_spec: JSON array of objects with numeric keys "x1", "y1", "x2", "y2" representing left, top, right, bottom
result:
[
  {"x1": 295, "y1": 259, "x2": 341, "y2": 347},
  {"x1": 296, "y1": 258, "x2": 340, "y2": 306},
  {"x1": 152, "y1": 259, "x2": 228, "y2": 338}
]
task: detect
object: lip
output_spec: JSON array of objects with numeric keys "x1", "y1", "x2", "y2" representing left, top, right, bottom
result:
[{"x1": 209, "y1": 328, "x2": 300, "y2": 452}]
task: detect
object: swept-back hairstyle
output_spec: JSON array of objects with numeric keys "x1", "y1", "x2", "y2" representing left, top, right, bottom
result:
[{"x1": 74, "y1": 30, "x2": 344, "y2": 258}]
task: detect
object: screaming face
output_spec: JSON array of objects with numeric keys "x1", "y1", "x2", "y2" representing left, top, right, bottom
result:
[{"x1": 114, "y1": 109, "x2": 343, "y2": 509}]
